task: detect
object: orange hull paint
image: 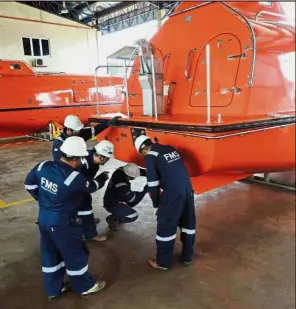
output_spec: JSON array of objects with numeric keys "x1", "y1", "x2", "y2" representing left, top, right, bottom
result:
[
  {"x1": 90, "y1": 1, "x2": 295, "y2": 193},
  {"x1": 0, "y1": 60, "x2": 123, "y2": 138}
]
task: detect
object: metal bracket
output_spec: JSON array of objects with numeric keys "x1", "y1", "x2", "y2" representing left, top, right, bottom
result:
[
  {"x1": 131, "y1": 127, "x2": 146, "y2": 144},
  {"x1": 228, "y1": 53, "x2": 247, "y2": 60}
]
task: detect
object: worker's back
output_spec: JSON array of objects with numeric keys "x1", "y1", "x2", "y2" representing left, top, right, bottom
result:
[
  {"x1": 104, "y1": 168, "x2": 129, "y2": 203},
  {"x1": 25, "y1": 160, "x2": 94, "y2": 227},
  {"x1": 145, "y1": 143, "x2": 192, "y2": 195}
]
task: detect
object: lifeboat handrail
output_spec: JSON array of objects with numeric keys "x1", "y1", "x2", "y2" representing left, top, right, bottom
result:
[
  {"x1": 169, "y1": 2, "x2": 256, "y2": 87},
  {"x1": 221, "y1": 3, "x2": 256, "y2": 87},
  {"x1": 170, "y1": 2, "x2": 212, "y2": 17},
  {"x1": 36, "y1": 71, "x2": 66, "y2": 75},
  {"x1": 94, "y1": 64, "x2": 133, "y2": 116},
  {"x1": 205, "y1": 44, "x2": 211, "y2": 124},
  {"x1": 150, "y1": 54, "x2": 158, "y2": 120},
  {"x1": 185, "y1": 48, "x2": 196, "y2": 81},
  {"x1": 255, "y1": 10, "x2": 294, "y2": 22}
]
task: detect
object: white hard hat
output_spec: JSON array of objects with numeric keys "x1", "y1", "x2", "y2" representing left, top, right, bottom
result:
[
  {"x1": 94, "y1": 140, "x2": 114, "y2": 158},
  {"x1": 64, "y1": 115, "x2": 84, "y2": 131},
  {"x1": 134, "y1": 135, "x2": 151, "y2": 153},
  {"x1": 123, "y1": 163, "x2": 141, "y2": 178},
  {"x1": 60, "y1": 136, "x2": 88, "y2": 157}
]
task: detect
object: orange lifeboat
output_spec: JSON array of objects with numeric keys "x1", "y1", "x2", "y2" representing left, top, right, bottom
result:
[
  {"x1": 89, "y1": 2, "x2": 295, "y2": 193},
  {"x1": 0, "y1": 60, "x2": 123, "y2": 138},
  {"x1": 89, "y1": 1, "x2": 295, "y2": 194}
]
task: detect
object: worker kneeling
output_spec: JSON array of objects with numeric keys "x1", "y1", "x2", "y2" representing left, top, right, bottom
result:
[
  {"x1": 103, "y1": 163, "x2": 148, "y2": 231},
  {"x1": 25, "y1": 137, "x2": 109, "y2": 300}
]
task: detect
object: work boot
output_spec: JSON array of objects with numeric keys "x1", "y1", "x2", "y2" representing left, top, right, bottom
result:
[
  {"x1": 148, "y1": 258, "x2": 168, "y2": 271},
  {"x1": 106, "y1": 215, "x2": 120, "y2": 231},
  {"x1": 91, "y1": 235, "x2": 107, "y2": 242},
  {"x1": 182, "y1": 260, "x2": 193, "y2": 267},
  {"x1": 48, "y1": 283, "x2": 70, "y2": 301},
  {"x1": 81, "y1": 280, "x2": 106, "y2": 297}
]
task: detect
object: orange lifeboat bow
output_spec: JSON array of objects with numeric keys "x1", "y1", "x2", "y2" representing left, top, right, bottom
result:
[{"x1": 90, "y1": 1, "x2": 295, "y2": 194}]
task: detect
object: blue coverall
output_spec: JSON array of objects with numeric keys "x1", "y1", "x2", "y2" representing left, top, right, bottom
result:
[
  {"x1": 24, "y1": 160, "x2": 107, "y2": 296},
  {"x1": 103, "y1": 167, "x2": 148, "y2": 224},
  {"x1": 51, "y1": 123, "x2": 108, "y2": 238},
  {"x1": 144, "y1": 143, "x2": 196, "y2": 268},
  {"x1": 52, "y1": 122, "x2": 109, "y2": 161},
  {"x1": 77, "y1": 150, "x2": 101, "y2": 239}
]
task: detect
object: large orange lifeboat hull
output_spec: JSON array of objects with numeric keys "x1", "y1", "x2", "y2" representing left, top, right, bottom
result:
[
  {"x1": 0, "y1": 60, "x2": 123, "y2": 138},
  {"x1": 90, "y1": 1, "x2": 295, "y2": 193}
]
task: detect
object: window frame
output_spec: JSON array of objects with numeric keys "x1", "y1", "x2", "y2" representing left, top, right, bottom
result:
[
  {"x1": 21, "y1": 37, "x2": 51, "y2": 57},
  {"x1": 258, "y1": 2, "x2": 273, "y2": 7}
]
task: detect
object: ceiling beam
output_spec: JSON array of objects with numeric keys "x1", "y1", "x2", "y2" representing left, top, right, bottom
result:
[
  {"x1": 70, "y1": 1, "x2": 97, "y2": 12},
  {"x1": 80, "y1": 1, "x2": 137, "y2": 24}
]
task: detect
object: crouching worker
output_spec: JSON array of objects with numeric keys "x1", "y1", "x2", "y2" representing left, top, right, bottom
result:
[
  {"x1": 103, "y1": 163, "x2": 148, "y2": 231},
  {"x1": 24, "y1": 136, "x2": 109, "y2": 300},
  {"x1": 78, "y1": 140, "x2": 115, "y2": 242}
]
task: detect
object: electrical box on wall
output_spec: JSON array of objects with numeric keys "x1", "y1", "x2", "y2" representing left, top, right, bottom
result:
[{"x1": 32, "y1": 58, "x2": 47, "y2": 67}]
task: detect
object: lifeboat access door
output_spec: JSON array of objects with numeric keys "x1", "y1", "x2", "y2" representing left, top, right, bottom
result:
[{"x1": 189, "y1": 34, "x2": 241, "y2": 107}]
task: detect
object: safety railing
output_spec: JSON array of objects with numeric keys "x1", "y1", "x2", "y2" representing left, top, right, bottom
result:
[
  {"x1": 94, "y1": 64, "x2": 133, "y2": 117},
  {"x1": 205, "y1": 44, "x2": 211, "y2": 124}
]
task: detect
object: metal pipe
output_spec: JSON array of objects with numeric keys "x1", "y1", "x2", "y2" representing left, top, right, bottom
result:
[
  {"x1": 124, "y1": 61, "x2": 131, "y2": 118},
  {"x1": 94, "y1": 64, "x2": 134, "y2": 116},
  {"x1": 255, "y1": 10, "x2": 292, "y2": 21},
  {"x1": 48, "y1": 123, "x2": 53, "y2": 140},
  {"x1": 94, "y1": 69, "x2": 100, "y2": 115},
  {"x1": 222, "y1": 3, "x2": 256, "y2": 87},
  {"x1": 185, "y1": 48, "x2": 196, "y2": 81},
  {"x1": 206, "y1": 44, "x2": 211, "y2": 124},
  {"x1": 151, "y1": 54, "x2": 158, "y2": 120},
  {"x1": 147, "y1": 123, "x2": 294, "y2": 140}
]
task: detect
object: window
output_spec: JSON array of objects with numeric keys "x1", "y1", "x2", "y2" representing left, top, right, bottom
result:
[
  {"x1": 259, "y1": 1, "x2": 272, "y2": 7},
  {"x1": 22, "y1": 37, "x2": 50, "y2": 56}
]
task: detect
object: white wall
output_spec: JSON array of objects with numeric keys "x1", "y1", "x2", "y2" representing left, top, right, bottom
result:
[
  {"x1": 0, "y1": 2, "x2": 98, "y2": 75},
  {"x1": 97, "y1": 19, "x2": 158, "y2": 76}
]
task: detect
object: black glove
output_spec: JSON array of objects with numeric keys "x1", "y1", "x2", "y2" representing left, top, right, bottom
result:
[
  {"x1": 152, "y1": 201, "x2": 159, "y2": 209},
  {"x1": 95, "y1": 172, "x2": 109, "y2": 187},
  {"x1": 139, "y1": 167, "x2": 147, "y2": 177},
  {"x1": 143, "y1": 184, "x2": 149, "y2": 193},
  {"x1": 109, "y1": 116, "x2": 122, "y2": 126}
]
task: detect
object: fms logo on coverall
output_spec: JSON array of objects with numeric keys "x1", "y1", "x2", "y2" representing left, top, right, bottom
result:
[
  {"x1": 41, "y1": 177, "x2": 58, "y2": 194},
  {"x1": 163, "y1": 151, "x2": 180, "y2": 163}
]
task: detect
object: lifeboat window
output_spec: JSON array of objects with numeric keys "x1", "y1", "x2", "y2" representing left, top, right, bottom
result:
[
  {"x1": 10, "y1": 64, "x2": 21, "y2": 70},
  {"x1": 259, "y1": 2, "x2": 272, "y2": 7}
]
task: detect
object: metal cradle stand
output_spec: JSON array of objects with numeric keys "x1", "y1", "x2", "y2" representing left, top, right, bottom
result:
[{"x1": 243, "y1": 173, "x2": 295, "y2": 191}]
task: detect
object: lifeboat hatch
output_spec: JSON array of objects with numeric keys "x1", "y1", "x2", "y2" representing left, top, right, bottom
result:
[
  {"x1": 190, "y1": 33, "x2": 241, "y2": 107},
  {"x1": 131, "y1": 127, "x2": 146, "y2": 144}
]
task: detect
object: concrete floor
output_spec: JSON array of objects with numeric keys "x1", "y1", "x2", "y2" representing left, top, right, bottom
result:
[{"x1": 0, "y1": 139, "x2": 295, "y2": 309}]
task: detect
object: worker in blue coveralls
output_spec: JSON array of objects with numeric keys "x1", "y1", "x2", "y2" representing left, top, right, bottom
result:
[
  {"x1": 52, "y1": 114, "x2": 120, "y2": 161},
  {"x1": 103, "y1": 163, "x2": 148, "y2": 231},
  {"x1": 25, "y1": 136, "x2": 109, "y2": 300},
  {"x1": 51, "y1": 114, "x2": 120, "y2": 236},
  {"x1": 134, "y1": 135, "x2": 196, "y2": 270},
  {"x1": 77, "y1": 140, "x2": 115, "y2": 241}
]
